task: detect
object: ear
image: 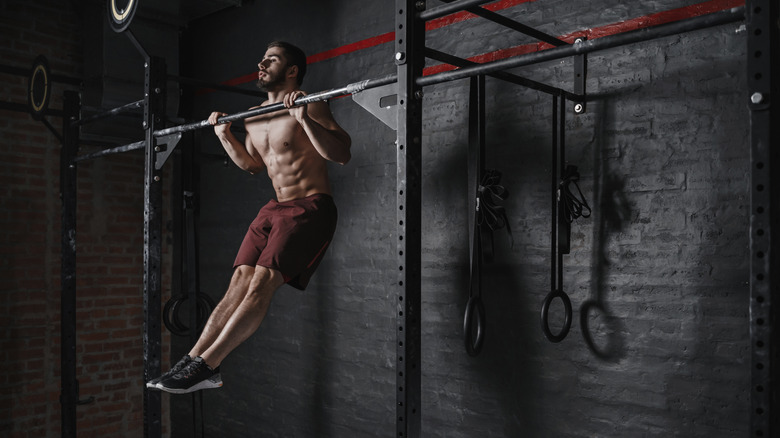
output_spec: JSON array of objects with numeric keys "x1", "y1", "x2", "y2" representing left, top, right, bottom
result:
[{"x1": 286, "y1": 65, "x2": 299, "y2": 81}]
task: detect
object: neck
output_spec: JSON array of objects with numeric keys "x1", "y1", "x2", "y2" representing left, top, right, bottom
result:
[{"x1": 265, "y1": 82, "x2": 298, "y2": 104}]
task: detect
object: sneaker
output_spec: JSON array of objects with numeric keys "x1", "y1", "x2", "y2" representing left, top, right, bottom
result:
[
  {"x1": 157, "y1": 356, "x2": 222, "y2": 394},
  {"x1": 146, "y1": 355, "x2": 192, "y2": 389}
]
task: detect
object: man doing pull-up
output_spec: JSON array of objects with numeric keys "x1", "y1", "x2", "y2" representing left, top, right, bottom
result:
[{"x1": 148, "y1": 41, "x2": 351, "y2": 394}]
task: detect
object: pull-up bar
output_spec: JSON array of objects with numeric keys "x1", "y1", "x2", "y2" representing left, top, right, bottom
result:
[
  {"x1": 73, "y1": 4, "x2": 743, "y2": 164},
  {"x1": 153, "y1": 75, "x2": 397, "y2": 137}
]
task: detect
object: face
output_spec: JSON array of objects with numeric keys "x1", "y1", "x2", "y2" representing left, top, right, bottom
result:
[{"x1": 256, "y1": 46, "x2": 290, "y2": 91}]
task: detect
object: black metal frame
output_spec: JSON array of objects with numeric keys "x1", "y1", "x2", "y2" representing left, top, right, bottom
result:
[
  {"x1": 48, "y1": 1, "x2": 772, "y2": 437},
  {"x1": 747, "y1": 0, "x2": 779, "y2": 436}
]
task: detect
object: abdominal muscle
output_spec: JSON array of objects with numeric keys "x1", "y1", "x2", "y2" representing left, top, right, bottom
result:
[{"x1": 246, "y1": 111, "x2": 332, "y2": 202}]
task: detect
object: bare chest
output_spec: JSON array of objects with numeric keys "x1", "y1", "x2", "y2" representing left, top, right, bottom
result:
[{"x1": 245, "y1": 113, "x2": 306, "y2": 158}]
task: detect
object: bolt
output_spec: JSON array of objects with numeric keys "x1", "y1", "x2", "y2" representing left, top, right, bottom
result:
[
  {"x1": 574, "y1": 103, "x2": 584, "y2": 113},
  {"x1": 575, "y1": 38, "x2": 585, "y2": 44},
  {"x1": 751, "y1": 92, "x2": 764, "y2": 104},
  {"x1": 154, "y1": 176, "x2": 160, "y2": 182},
  {"x1": 154, "y1": 87, "x2": 161, "y2": 94},
  {"x1": 154, "y1": 146, "x2": 160, "y2": 152},
  {"x1": 414, "y1": 90, "x2": 424, "y2": 100},
  {"x1": 415, "y1": 1, "x2": 426, "y2": 10},
  {"x1": 395, "y1": 52, "x2": 406, "y2": 62}
]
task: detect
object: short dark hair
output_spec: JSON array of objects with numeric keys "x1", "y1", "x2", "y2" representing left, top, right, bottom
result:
[{"x1": 267, "y1": 41, "x2": 307, "y2": 86}]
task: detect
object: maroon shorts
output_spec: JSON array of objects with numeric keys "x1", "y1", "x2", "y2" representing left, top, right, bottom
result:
[{"x1": 233, "y1": 193, "x2": 337, "y2": 290}]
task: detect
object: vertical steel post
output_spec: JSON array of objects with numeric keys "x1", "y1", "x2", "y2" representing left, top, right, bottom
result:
[
  {"x1": 60, "y1": 90, "x2": 79, "y2": 438},
  {"x1": 396, "y1": 0, "x2": 424, "y2": 436},
  {"x1": 143, "y1": 56, "x2": 166, "y2": 438},
  {"x1": 748, "y1": 0, "x2": 779, "y2": 436}
]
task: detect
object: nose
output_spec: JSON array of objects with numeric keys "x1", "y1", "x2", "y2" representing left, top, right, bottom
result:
[{"x1": 259, "y1": 59, "x2": 270, "y2": 69}]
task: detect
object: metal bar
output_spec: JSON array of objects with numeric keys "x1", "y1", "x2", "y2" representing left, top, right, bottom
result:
[
  {"x1": 425, "y1": 47, "x2": 582, "y2": 99},
  {"x1": 126, "y1": 29, "x2": 150, "y2": 62},
  {"x1": 573, "y1": 37, "x2": 587, "y2": 113},
  {"x1": 467, "y1": 7, "x2": 568, "y2": 46},
  {"x1": 154, "y1": 74, "x2": 397, "y2": 137},
  {"x1": 550, "y1": 94, "x2": 558, "y2": 295},
  {"x1": 418, "y1": 0, "x2": 493, "y2": 21},
  {"x1": 439, "y1": 0, "x2": 567, "y2": 46},
  {"x1": 748, "y1": 0, "x2": 778, "y2": 435},
  {"x1": 72, "y1": 140, "x2": 145, "y2": 163},
  {"x1": 417, "y1": 6, "x2": 745, "y2": 87},
  {"x1": 73, "y1": 99, "x2": 144, "y2": 127},
  {"x1": 60, "y1": 90, "x2": 79, "y2": 438},
  {"x1": 396, "y1": 0, "x2": 423, "y2": 437},
  {"x1": 142, "y1": 56, "x2": 164, "y2": 438}
]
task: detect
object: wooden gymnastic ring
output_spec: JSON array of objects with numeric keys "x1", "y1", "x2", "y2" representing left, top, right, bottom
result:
[
  {"x1": 107, "y1": 0, "x2": 138, "y2": 33},
  {"x1": 27, "y1": 55, "x2": 51, "y2": 121}
]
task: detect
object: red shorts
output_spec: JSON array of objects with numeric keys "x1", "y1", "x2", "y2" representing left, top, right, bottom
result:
[{"x1": 233, "y1": 193, "x2": 337, "y2": 290}]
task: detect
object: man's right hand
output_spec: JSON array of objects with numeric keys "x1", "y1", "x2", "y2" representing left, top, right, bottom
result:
[{"x1": 208, "y1": 112, "x2": 231, "y2": 136}]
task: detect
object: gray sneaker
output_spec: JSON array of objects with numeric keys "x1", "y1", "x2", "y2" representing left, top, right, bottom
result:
[{"x1": 157, "y1": 356, "x2": 222, "y2": 394}]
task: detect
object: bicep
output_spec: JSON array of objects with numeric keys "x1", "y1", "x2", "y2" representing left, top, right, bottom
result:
[{"x1": 309, "y1": 102, "x2": 350, "y2": 139}]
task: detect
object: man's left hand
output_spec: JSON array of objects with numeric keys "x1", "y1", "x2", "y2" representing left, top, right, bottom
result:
[{"x1": 284, "y1": 90, "x2": 308, "y2": 123}]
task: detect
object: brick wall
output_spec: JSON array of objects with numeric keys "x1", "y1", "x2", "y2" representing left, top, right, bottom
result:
[
  {"x1": 0, "y1": 0, "x2": 753, "y2": 437},
  {"x1": 0, "y1": 1, "x2": 171, "y2": 437},
  {"x1": 183, "y1": 1, "x2": 750, "y2": 437}
]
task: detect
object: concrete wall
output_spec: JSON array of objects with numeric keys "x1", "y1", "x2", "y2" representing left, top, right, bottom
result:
[{"x1": 179, "y1": 1, "x2": 749, "y2": 437}]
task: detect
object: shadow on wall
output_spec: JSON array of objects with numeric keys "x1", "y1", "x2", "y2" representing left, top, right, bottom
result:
[
  {"x1": 464, "y1": 91, "x2": 634, "y2": 436},
  {"x1": 580, "y1": 96, "x2": 631, "y2": 363}
]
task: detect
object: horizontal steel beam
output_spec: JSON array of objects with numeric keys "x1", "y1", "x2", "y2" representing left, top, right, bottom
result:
[
  {"x1": 73, "y1": 140, "x2": 145, "y2": 162},
  {"x1": 71, "y1": 6, "x2": 744, "y2": 163},
  {"x1": 73, "y1": 99, "x2": 144, "y2": 127},
  {"x1": 425, "y1": 47, "x2": 582, "y2": 99},
  {"x1": 418, "y1": 0, "x2": 494, "y2": 21},
  {"x1": 418, "y1": 6, "x2": 745, "y2": 87},
  {"x1": 438, "y1": 0, "x2": 568, "y2": 46}
]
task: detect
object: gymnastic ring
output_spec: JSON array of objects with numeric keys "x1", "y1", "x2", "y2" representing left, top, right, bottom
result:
[
  {"x1": 171, "y1": 292, "x2": 214, "y2": 334},
  {"x1": 540, "y1": 289, "x2": 572, "y2": 343},
  {"x1": 27, "y1": 55, "x2": 51, "y2": 121},
  {"x1": 107, "y1": 0, "x2": 138, "y2": 33},
  {"x1": 163, "y1": 294, "x2": 188, "y2": 336},
  {"x1": 463, "y1": 295, "x2": 486, "y2": 357}
]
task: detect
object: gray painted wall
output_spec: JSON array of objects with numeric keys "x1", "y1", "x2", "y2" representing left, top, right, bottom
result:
[{"x1": 173, "y1": 1, "x2": 749, "y2": 436}]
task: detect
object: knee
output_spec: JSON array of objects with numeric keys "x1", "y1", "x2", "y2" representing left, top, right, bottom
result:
[{"x1": 247, "y1": 266, "x2": 284, "y2": 296}]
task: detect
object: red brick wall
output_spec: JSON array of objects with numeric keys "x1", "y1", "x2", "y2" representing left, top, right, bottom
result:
[{"x1": 0, "y1": 1, "x2": 171, "y2": 436}]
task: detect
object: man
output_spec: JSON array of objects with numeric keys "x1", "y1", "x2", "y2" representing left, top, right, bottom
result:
[{"x1": 148, "y1": 41, "x2": 351, "y2": 394}]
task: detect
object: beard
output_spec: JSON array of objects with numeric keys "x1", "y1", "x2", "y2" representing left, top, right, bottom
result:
[{"x1": 256, "y1": 71, "x2": 284, "y2": 92}]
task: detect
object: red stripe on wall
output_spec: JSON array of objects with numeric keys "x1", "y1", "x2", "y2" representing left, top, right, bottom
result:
[
  {"x1": 207, "y1": 0, "x2": 743, "y2": 90},
  {"x1": 211, "y1": 0, "x2": 537, "y2": 90},
  {"x1": 423, "y1": 0, "x2": 745, "y2": 76}
]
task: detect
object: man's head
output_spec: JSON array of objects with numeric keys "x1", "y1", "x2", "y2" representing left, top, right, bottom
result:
[{"x1": 258, "y1": 41, "x2": 307, "y2": 89}]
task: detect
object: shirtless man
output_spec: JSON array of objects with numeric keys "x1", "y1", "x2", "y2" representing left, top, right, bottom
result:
[{"x1": 148, "y1": 41, "x2": 351, "y2": 394}]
